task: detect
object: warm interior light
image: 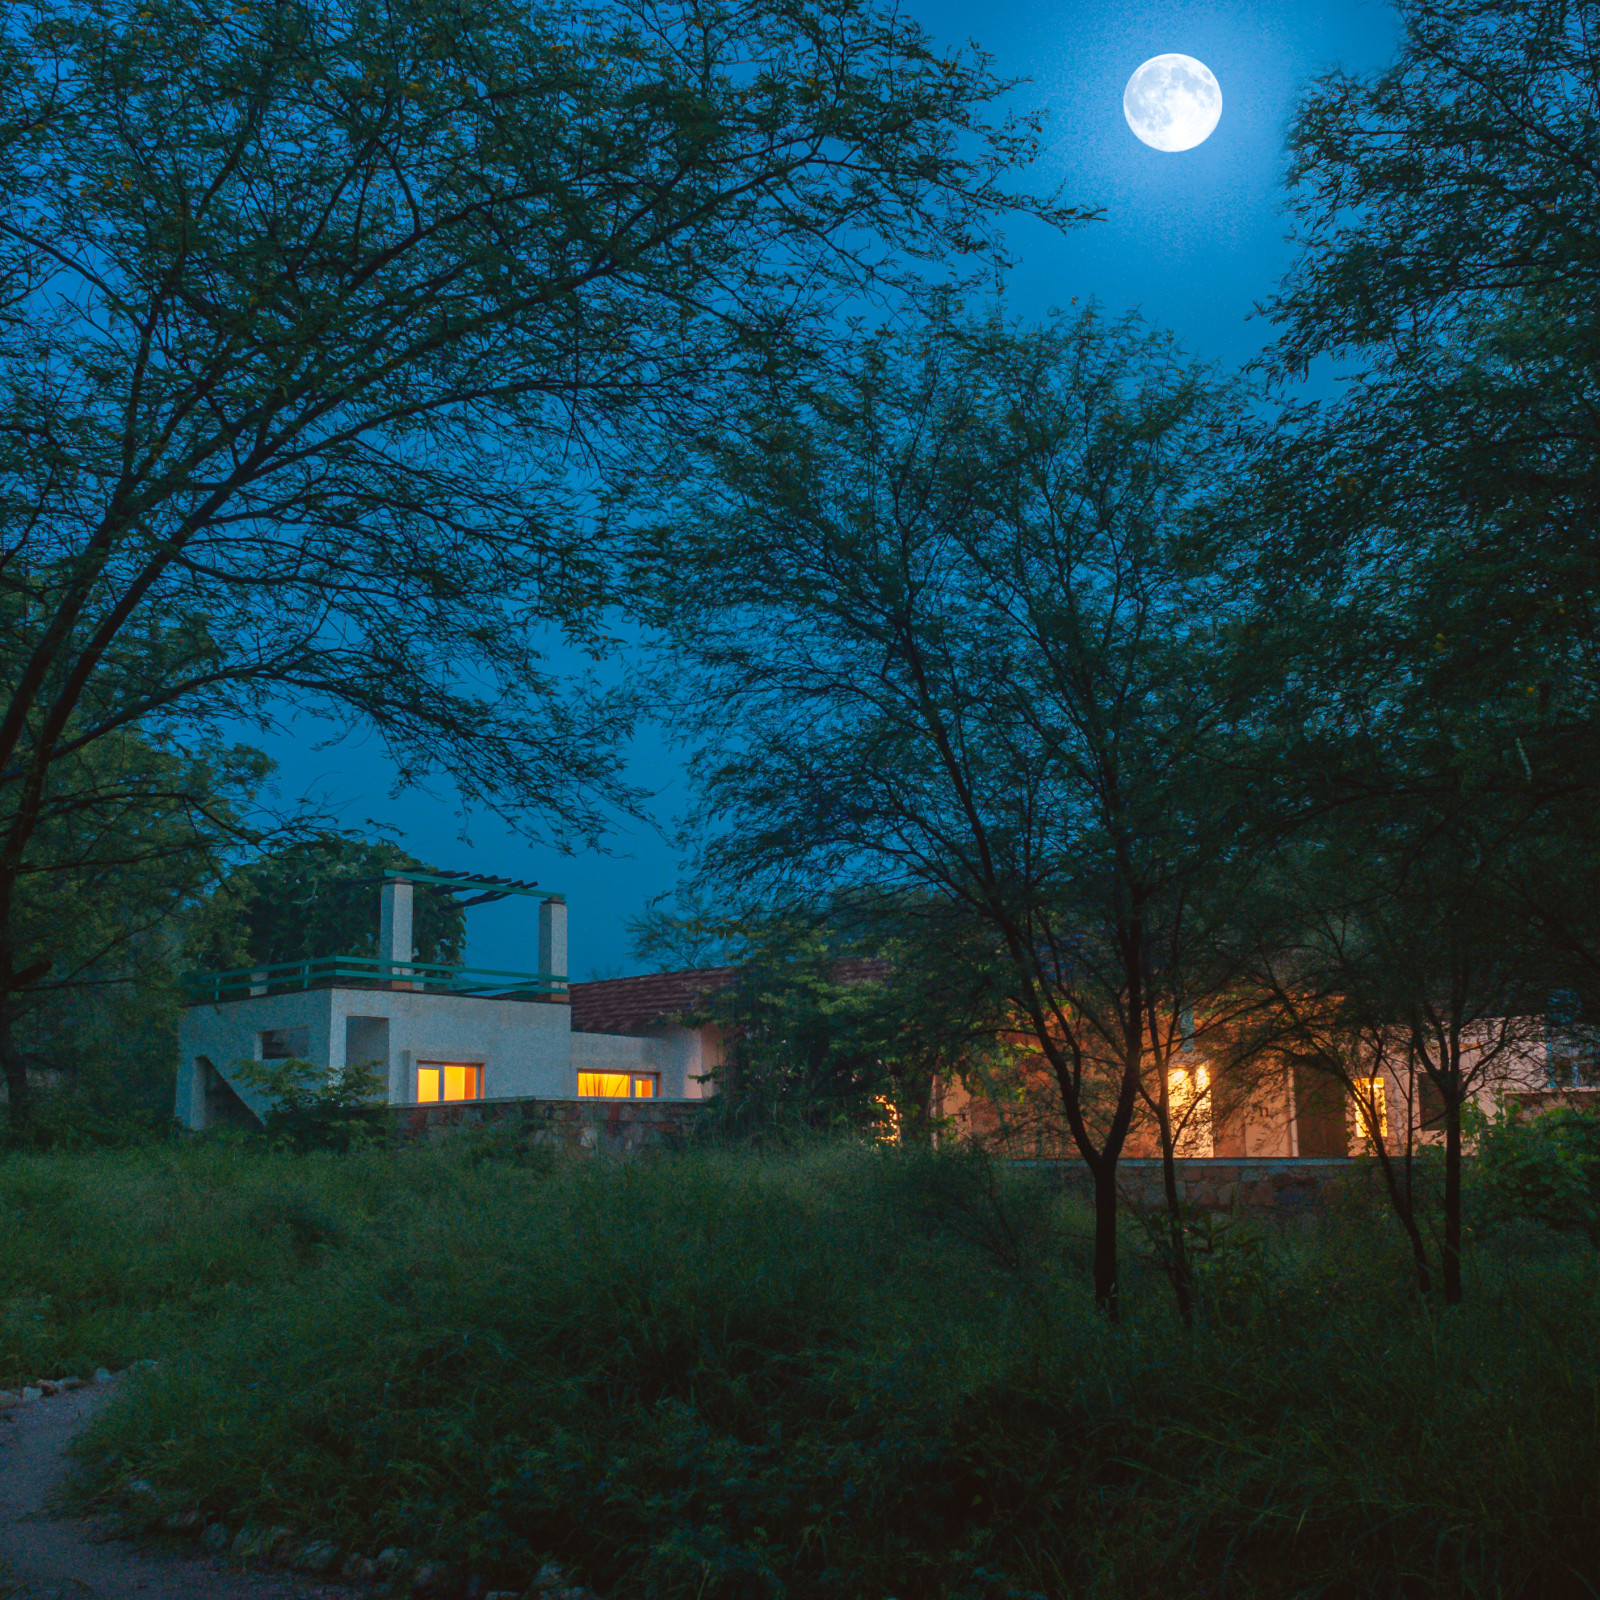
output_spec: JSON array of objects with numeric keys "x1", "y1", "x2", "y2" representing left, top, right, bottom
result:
[
  {"x1": 873, "y1": 1094, "x2": 902, "y2": 1144},
  {"x1": 447, "y1": 1063, "x2": 482, "y2": 1100},
  {"x1": 417, "y1": 1062, "x2": 482, "y2": 1103},
  {"x1": 578, "y1": 1071, "x2": 632, "y2": 1098},
  {"x1": 1353, "y1": 1076, "x2": 1388, "y2": 1138},
  {"x1": 633, "y1": 1075, "x2": 656, "y2": 1098},
  {"x1": 1170, "y1": 1064, "x2": 1213, "y2": 1158}
]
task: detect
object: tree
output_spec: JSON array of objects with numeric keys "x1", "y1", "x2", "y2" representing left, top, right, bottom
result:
[
  {"x1": 0, "y1": 0, "x2": 1089, "y2": 1125},
  {"x1": 652, "y1": 307, "x2": 1262, "y2": 1316},
  {"x1": 1245, "y1": 0, "x2": 1600, "y2": 1292},
  {"x1": 1235, "y1": 799, "x2": 1545, "y2": 1303},
  {"x1": 197, "y1": 835, "x2": 469, "y2": 972},
  {"x1": 1260, "y1": 0, "x2": 1600, "y2": 928},
  {"x1": 0, "y1": 724, "x2": 266, "y2": 1133},
  {"x1": 634, "y1": 899, "x2": 1006, "y2": 1138}
]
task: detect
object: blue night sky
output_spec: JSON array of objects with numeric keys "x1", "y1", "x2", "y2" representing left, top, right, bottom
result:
[{"x1": 257, "y1": 0, "x2": 1396, "y2": 981}]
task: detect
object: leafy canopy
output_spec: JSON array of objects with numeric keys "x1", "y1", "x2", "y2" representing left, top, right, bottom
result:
[{"x1": 199, "y1": 836, "x2": 469, "y2": 971}]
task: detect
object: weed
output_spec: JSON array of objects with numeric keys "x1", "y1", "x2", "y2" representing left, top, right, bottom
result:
[{"x1": 2, "y1": 1140, "x2": 1595, "y2": 1597}]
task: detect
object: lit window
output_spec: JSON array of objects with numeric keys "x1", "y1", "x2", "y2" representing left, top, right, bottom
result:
[
  {"x1": 577, "y1": 1072, "x2": 660, "y2": 1099},
  {"x1": 1351, "y1": 1076, "x2": 1387, "y2": 1139},
  {"x1": 416, "y1": 1062, "x2": 483, "y2": 1103},
  {"x1": 1170, "y1": 1065, "x2": 1213, "y2": 1158}
]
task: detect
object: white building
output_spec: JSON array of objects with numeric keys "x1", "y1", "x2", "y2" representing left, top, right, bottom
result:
[{"x1": 175, "y1": 871, "x2": 726, "y2": 1130}]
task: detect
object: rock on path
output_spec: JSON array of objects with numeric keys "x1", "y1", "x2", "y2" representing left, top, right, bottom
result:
[{"x1": 0, "y1": 1380, "x2": 353, "y2": 1600}]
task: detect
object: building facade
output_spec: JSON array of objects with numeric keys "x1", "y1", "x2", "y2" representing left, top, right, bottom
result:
[{"x1": 175, "y1": 873, "x2": 728, "y2": 1130}]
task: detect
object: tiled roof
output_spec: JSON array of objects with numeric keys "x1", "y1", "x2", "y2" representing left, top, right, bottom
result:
[
  {"x1": 567, "y1": 957, "x2": 892, "y2": 1037},
  {"x1": 567, "y1": 967, "x2": 738, "y2": 1036}
]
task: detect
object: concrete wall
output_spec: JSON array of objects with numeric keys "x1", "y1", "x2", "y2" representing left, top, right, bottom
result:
[
  {"x1": 569, "y1": 1022, "x2": 724, "y2": 1099},
  {"x1": 177, "y1": 990, "x2": 720, "y2": 1129}
]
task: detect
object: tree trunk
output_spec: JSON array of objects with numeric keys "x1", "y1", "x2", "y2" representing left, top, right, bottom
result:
[
  {"x1": 1157, "y1": 1121, "x2": 1196, "y2": 1330},
  {"x1": 0, "y1": 1009, "x2": 30, "y2": 1142},
  {"x1": 1092, "y1": 1158, "x2": 1121, "y2": 1321},
  {"x1": 1368, "y1": 1131, "x2": 1432, "y2": 1296},
  {"x1": 1443, "y1": 1086, "x2": 1463, "y2": 1305}
]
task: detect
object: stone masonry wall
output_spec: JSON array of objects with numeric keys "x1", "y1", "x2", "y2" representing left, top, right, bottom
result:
[
  {"x1": 393, "y1": 1095, "x2": 707, "y2": 1155},
  {"x1": 1023, "y1": 1157, "x2": 1368, "y2": 1221},
  {"x1": 395, "y1": 1103, "x2": 1368, "y2": 1220}
]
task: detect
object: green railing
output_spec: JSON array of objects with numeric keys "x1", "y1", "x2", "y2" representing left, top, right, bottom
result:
[{"x1": 182, "y1": 955, "x2": 567, "y2": 1004}]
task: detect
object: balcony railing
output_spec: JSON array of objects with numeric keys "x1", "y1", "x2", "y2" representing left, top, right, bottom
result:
[{"x1": 182, "y1": 955, "x2": 567, "y2": 1004}]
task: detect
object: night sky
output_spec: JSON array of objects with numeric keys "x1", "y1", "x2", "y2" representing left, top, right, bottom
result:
[{"x1": 260, "y1": 0, "x2": 1396, "y2": 980}]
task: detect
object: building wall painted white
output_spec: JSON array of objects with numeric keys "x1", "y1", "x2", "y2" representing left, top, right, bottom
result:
[{"x1": 176, "y1": 989, "x2": 718, "y2": 1130}]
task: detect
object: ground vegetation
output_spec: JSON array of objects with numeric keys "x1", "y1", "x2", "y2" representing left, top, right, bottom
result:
[{"x1": 0, "y1": 1139, "x2": 1596, "y2": 1599}]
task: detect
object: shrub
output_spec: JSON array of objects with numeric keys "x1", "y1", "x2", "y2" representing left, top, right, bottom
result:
[
  {"x1": 227, "y1": 1057, "x2": 386, "y2": 1154},
  {"x1": 12, "y1": 1140, "x2": 1591, "y2": 1599},
  {"x1": 1471, "y1": 1099, "x2": 1600, "y2": 1244}
]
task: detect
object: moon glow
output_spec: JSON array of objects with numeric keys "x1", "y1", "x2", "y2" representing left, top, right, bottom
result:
[{"x1": 1123, "y1": 55, "x2": 1222, "y2": 152}]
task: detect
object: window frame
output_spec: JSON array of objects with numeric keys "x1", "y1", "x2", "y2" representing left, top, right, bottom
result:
[
  {"x1": 415, "y1": 1060, "x2": 485, "y2": 1104},
  {"x1": 577, "y1": 1071, "x2": 661, "y2": 1100}
]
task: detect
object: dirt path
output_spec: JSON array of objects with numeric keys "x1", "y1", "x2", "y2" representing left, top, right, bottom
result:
[{"x1": 0, "y1": 1383, "x2": 352, "y2": 1600}]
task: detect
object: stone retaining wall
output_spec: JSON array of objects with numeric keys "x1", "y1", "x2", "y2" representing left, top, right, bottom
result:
[
  {"x1": 1021, "y1": 1157, "x2": 1368, "y2": 1220},
  {"x1": 393, "y1": 1095, "x2": 707, "y2": 1154},
  {"x1": 391, "y1": 1107, "x2": 1367, "y2": 1217}
]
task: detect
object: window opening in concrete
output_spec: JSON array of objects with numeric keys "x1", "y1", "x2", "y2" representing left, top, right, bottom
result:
[
  {"x1": 416, "y1": 1062, "x2": 483, "y2": 1103},
  {"x1": 260, "y1": 1027, "x2": 309, "y2": 1060},
  {"x1": 1170, "y1": 1064, "x2": 1213, "y2": 1158},
  {"x1": 345, "y1": 1016, "x2": 390, "y2": 1078},
  {"x1": 577, "y1": 1071, "x2": 660, "y2": 1099}
]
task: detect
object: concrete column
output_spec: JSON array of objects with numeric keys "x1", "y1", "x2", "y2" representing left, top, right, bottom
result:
[
  {"x1": 324, "y1": 997, "x2": 345, "y2": 1082},
  {"x1": 379, "y1": 877, "x2": 414, "y2": 987},
  {"x1": 539, "y1": 898, "x2": 568, "y2": 989},
  {"x1": 388, "y1": 1045, "x2": 407, "y2": 1106},
  {"x1": 182, "y1": 1058, "x2": 208, "y2": 1129}
]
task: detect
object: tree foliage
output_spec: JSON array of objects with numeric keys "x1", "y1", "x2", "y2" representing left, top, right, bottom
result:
[
  {"x1": 1262, "y1": 0, "x2": 1600, "y2": 800},
  {"x1": 228, "y1": 1054, "x2": 387, "y2": 1154},
  {"x1": 0, "y1": 722, "x2": 266, "y2": 1133},
  {"x1": 0, "y1": 0, "x2": 1086, "y2": 1121},
  {"x1": 635, "y1": 908, "x2": 1004, "y2": 1138},
  {"x1": 199, "y1": 835, "x2": 469, "y2": 971},
  {"x1": 651, "y1": 306, "x2": 1261, "y2": 1312},
  {"x1": 1473, "y1": 1097, "x2": 1600, "y2": 1245}
]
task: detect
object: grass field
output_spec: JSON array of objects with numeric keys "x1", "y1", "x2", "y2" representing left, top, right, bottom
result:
[{"x1": 1, "y1": 1136, "x2": 1597, "y2": 1599}]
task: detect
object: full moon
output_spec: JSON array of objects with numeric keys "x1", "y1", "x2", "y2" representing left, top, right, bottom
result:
[{"x1": 1123, "y1": 55, "x2": 1222, "y2": 152}]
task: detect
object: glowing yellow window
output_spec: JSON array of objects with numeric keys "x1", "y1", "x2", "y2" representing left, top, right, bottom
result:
[
  {"x1": 577, "y1": 1071, "x2": 631, "y2": 1098},
  {"x1": 416, "y1": 1062, "x2": 483, "y2": 1103},
  {"x1": 1352, "y1": 1076, "x2": 1387, "y2": 1139},
  {"x1": 577, "y1": 1072, "x2": 661, "y2": 1099}
]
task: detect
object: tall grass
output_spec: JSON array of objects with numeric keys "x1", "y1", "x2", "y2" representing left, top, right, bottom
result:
[{"x1": 3, "y1": 1138, "x2": 1598, "y2": 1598}]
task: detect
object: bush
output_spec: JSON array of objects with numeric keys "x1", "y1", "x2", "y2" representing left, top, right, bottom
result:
[
  {"x1": 227, "y1": 1057, "x2": 387, "y2": 1154},
  {"x1": 0, "y1": 1139, "x2": 1584, "y2": 1599},
  {"x1": 1471, "y1": 1099, "x2": 1600, "y2": 1244}
]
